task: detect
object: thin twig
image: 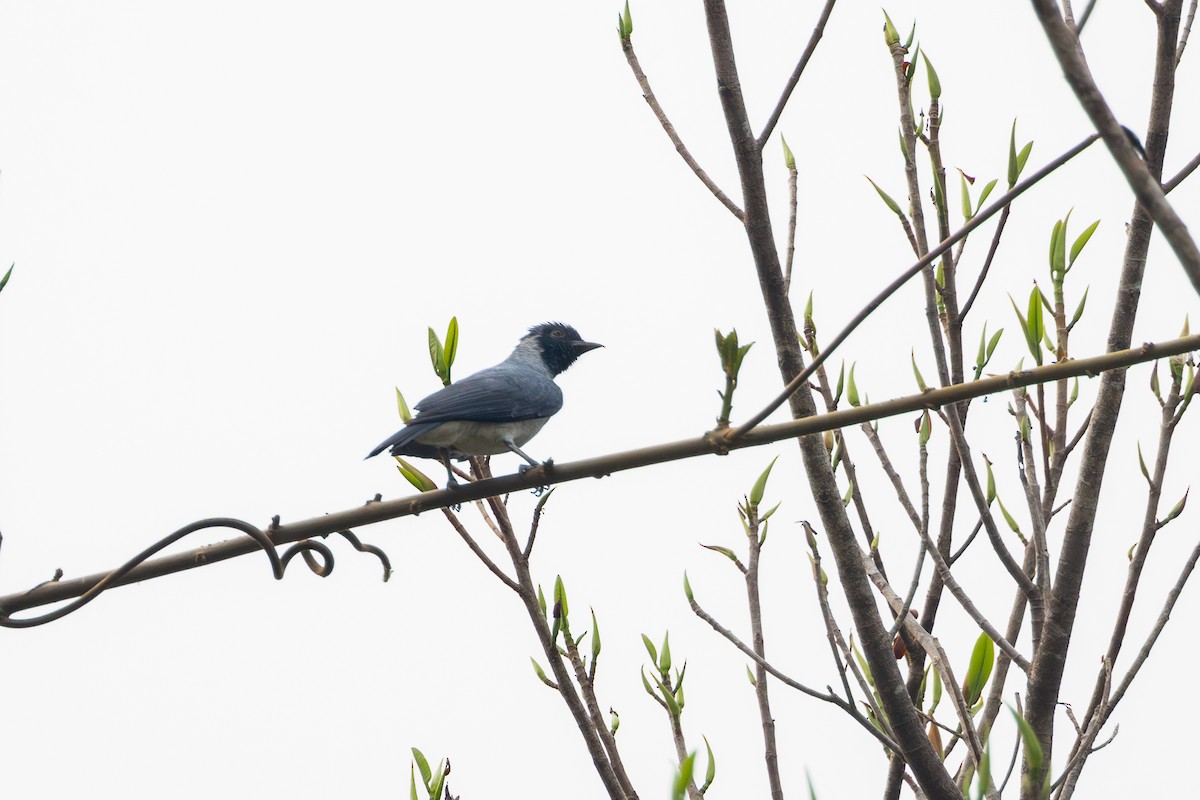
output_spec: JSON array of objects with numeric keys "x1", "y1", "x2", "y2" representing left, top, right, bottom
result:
[
  {"x1": 1163, "y1": 149, "x2": 1200, "y2": 193},
  {"x1": 756, "y1": 0, "x2": 839, "y2": 148},
  {"x1": 783, "y1": 156, "x2": 798, "y2": 295},
  {"x1": 1180, "y1": 0, "x2": 1199, "y2": 63},
  {"x1": 687, "y1": 589, "x2": 899, "y2": 752},
  {"x1": 620, "y1": 38, "x2": 744, "y2": 220},
  {"x1": 441, "y1": 509, "x2": 520, "y2": 592},
  {"x1": 1074, "y1": 0, "x2": 1099, "y2": 32}
]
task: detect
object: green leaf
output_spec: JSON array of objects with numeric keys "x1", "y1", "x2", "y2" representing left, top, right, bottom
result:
[
  {"x1": 395, "y1": 457, "x2": 437, "y2": 492},
  {"x1": 866, "y1": 176, "x2": 904, "y2": 217},
  {"x1": 749, "y1": 456, "x2": 779, "y2": 507},
  {"x1": 984, "y1": 457, "x2": 996, "y2": 504},
  {"x1": 807, "y1": 768, "x2": 819, "y2": 800},
  {"x1": 976, "y1": 743, "x2": 992, "y2": 800},
  {"x1": 960, "y1": 171, "x2": 973, "y2": 222},
  {"x1": 961, "y1": 632, "x2": 995, "y2": 705},
  {"x1": 0, "y1": 264, "x2": 12, "y2": 295},
  {"x1": 412, "y1": 748, "x2": 432, "y2": 788},
  {"x1": 1068, "y1": 286, "x2": 1089, "y2": 331},
  {"x1": 427, "y1": 327, "x2": 445, "y2": 380},
  {"x1": 1182, "y1": 315, "x2": 1191, "y2": 338},
  {"x1": 531, "y1": 657, "x2": 555, "y2": 687},
  {"x1": 553, "y1": 575, "x2": 569, "y2": 619},
  {"x1": 610, "y1": 709, "x2": 620, "y2": 734},
  {"x1": 975, "y1": 178, "x2": 998, "y2": 213},
  {"x1": 641, "y1": 634, "x2": 658, "y2": 666},
  {"x1": 537, "y1": 584, "x2": 547, "y2": 617},
  {"x1": 882, "y1": 10, "x2": 900, "y2": 45},
  {"x1": 842, "y1": 480, "x2": 855, "y2": 507},
  {"x1": 997, "y1": 495, "x2": 1020, "y2": 534},
  {"x1": 672, "y1": 751, "x2": 697, "y2": 800},
  {"x1": 847, "y1": 363, "x2": 861, "y2": 407},
  {"x1": 700, "y1": 543, "x2": 741, "y2": 565},
  {"x1": 1150, "y1": 362, "x2": 1162, "y2": 401},
  {"x1": 443, "y1": 316, "x2": 459, "y2": 373},
  {"x1": 591, "y1": 609, "x2": 602, "y2": 663},
  {"x1": 1049, "y1": 218, "x2": 1066, "y2": 279},
  {"x1": 617, "y1": 0, "x2": 633, "y2": 41},
  {"x1": 987, "y1": 328, "x2": 1004, "y2": 359},
  {"x1": 1009, "y1": 705, "x2": 1046, "y2": 793},
  {"x1": 1137, "y1": 442, "x2": 1151, "y2": 484},
  {"x1": 746, "y1": 664, "x2": 758, "y2": 687},
  {"x1": 1016, "y1": 140, "x2": 1033, "y2": 177},
  {"x1": 905, "y1": 43, "x2": 920, "y2": 86},
  {"x1": 1069, "y1": 376, "x2": 1079, "y2": 407},
  {"x1": 410, "y1": 765, "x2": 419, "y2": 800},
  {"x1": 1007, "y1": 120, "x2": 1019, "y2": 187},
  {"x1": 1069, "y1": 220, "x2": 1100, "y2": 269},
  {"x1": 922, "y1": 52, "x2": 941, "y2": 100},
  {"x1": 429, "y1": 760, "x2": 447, "y2": 799},
  {"x1": 782, "y1": 135, "x2": 796, "y2": 170},
  {"x1": 851, "y1": 639, "x2": 874, "y2": 687},
  {"x1": 1025, "y1": 287, "x2": 1044, "y2": 365},
  {"x1": 395, "y1": 387, "x2": 413, "y2": 422},
  {"x1": 919, "y1": 409, "x2": 932, "y2": 446},
  {"x1": 930, "y1": 665, "x2": 943, "y2": 714},
  {"x1": 659, "y1": 631, "x2": 672, "y2": 674},
  {"x1": 701, "y1": 735, "x2": 717, "y2": 792},
  {"x1": 834, "y1": 361, "x2": 845, "y2": 405},
  {"x1": 683, "y1": 571, "x2": 695, "y2": 602},
  {"x1": 1161, "y1": 489, "x2": 1189, "y2": 526},
  {"x1": 912, "y1": 352, "x2": 928, "y2": 392}
]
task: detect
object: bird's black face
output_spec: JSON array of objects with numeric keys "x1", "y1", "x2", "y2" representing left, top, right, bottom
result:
[{"x1": 526, "y1": 322, "x2": 603, "y2": 375}]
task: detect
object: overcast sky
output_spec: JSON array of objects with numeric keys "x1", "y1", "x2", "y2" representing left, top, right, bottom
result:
[{"x1": 1, "y1": 2, "x2": 1197, "y2": 798}]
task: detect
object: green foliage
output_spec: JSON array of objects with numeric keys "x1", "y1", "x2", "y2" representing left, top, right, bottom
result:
[
  {"x1": 616, "y1": 0, "x2": 633, "y2": 41},
  {"x1": 409, "y1": 748, "x2": 449, "y2": 800},
  {"x1": 428, "y1": 317, "x2": 459, "y2": 386},
  {"x1": 961, "y1": 632, "x2": 995, "y2": 706}
]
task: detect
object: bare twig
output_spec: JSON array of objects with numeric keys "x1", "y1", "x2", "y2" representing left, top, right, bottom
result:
[
  {"x1": 620, "y1": 38, "x2": 744, "y2": 220},
  {"x1": 441, "y1": 509, "x2": 520, "y2": 592},
  {"x1": 1163, "y1": 149, "x2": 1200, "y2": 193},
  {"x1": 1180, "y1": 0, "x2": 1198, "y2": 63},
  {"x1": 756, "y1": 0, "x2": 839, "y2": 147},
  {"x1": 1074, "y1": 0, "x2": 1100, "y2": 32},
  {"x1": 687, "y1": 587, "x2": 899, "y2": 752}
]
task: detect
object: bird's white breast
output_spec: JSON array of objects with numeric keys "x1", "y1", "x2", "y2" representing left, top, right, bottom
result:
[{"x1": 413, "y1": 418, "x2": 551, "y2": 455}]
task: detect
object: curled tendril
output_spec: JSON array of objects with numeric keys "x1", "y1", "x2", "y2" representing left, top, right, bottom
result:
[{"x1": 0, "y1": 514, "x2": 392, "y2": 629}]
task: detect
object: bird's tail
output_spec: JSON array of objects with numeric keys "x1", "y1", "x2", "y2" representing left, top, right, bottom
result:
[{"x1": 365, "y1": 423, "x2": 433, "y2": 459}]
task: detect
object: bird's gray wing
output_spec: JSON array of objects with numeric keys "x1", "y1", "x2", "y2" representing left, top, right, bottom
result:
[{"x1": 411, "y1": 365, "x2": 563, "y2": 423}]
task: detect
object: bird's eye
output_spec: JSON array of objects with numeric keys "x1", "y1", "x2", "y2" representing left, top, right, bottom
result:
[{"x1": 552, "y1": 329, "x2": 565, "y2": 337}]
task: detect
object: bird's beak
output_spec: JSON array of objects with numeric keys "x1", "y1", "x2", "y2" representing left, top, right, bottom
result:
[{"x1": 574, "y1": 341, "x2": 604, "y2": 353}]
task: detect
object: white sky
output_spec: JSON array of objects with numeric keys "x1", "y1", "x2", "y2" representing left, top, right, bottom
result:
[{"x1": 0, "y1": 2, "x2": 1197, "y2": 797}]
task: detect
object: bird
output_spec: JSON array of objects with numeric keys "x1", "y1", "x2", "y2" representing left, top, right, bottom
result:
[{"x1": 366, "y1": 322, "x2": 602, "y2": 486}]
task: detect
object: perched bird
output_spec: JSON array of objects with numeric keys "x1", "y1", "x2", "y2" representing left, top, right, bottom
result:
[{"x1": 367, "y1": 322, "x2": 602, "y2": 486}]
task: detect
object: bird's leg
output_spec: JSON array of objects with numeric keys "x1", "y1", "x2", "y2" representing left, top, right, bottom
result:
[
  {"x1": 439, "y1": 449, "x2": 460, "y2": 488},
  {"x1": 504, "y1": 439, "x2": 543, "y2": 472},
  {"x1": 505, "y1": 440, "x2": 553, "y2": 496}
]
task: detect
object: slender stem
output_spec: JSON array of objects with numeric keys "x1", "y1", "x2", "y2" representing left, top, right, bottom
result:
[
  {"x1": 756, "y1": 0, "x2": 840, "y2": 147},
  {"x1": 620, "y1": 38, "x2": 744, "y2": 220}
]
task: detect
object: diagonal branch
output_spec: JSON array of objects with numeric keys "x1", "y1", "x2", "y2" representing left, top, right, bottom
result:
[
  {"x1": 1030, "y1": 0, "x2": 1200, "y2": 295},
  {"x1": 620, "y1": 37, "x2": 744, "y2": 220},
  {"x1": 756, "y1": 0, "x2": 839, "y2": 148}
]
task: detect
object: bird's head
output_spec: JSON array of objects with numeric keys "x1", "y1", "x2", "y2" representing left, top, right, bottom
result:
[{"x1": 524, "y1": 322, "x2": 603, "y2": 376}]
